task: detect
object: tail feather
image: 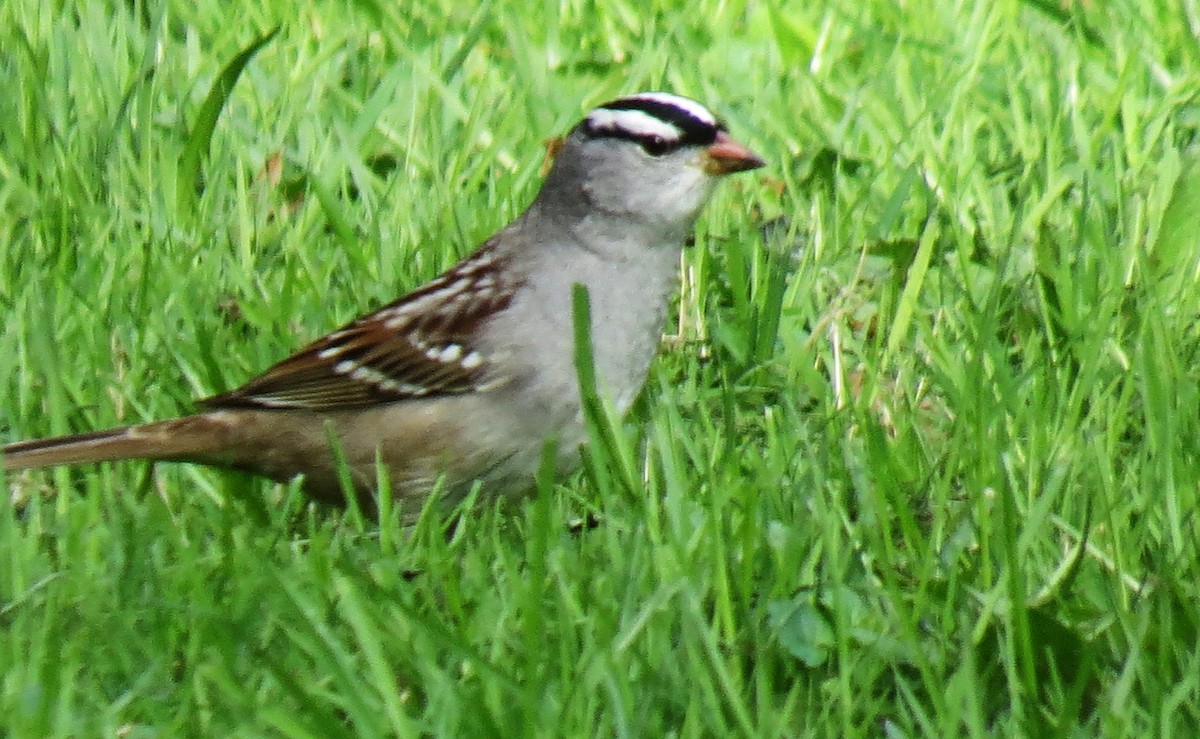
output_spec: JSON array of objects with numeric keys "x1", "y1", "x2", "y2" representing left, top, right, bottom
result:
[{"x1": 3, "y1": 417, "x2": 228, "y2": 472}]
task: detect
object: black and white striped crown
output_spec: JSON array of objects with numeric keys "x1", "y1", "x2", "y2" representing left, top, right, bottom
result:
[{"x1": 582, "y1": 92, "x2": 725, "y2": 152}]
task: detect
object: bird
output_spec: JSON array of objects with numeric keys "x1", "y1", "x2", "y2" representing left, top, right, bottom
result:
[{"x1": 3, "y1": 91, "x2": 764, "y2": 518}]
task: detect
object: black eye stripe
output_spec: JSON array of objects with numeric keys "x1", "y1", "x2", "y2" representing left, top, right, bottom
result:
[
  {"x1": 638, "y1": 134, "x2": 675, "y2": 156},
  {"x1": 585, "y1": 129, "x2": 682, "y2": 155}
]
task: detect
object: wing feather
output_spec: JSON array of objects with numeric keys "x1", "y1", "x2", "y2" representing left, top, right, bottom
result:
[{"x1": 201, "y1": 244, "x2": 517, "y2": 411}]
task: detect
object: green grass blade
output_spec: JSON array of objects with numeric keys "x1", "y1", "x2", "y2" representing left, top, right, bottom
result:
[
  {"x1": 175, "y1": 25, "x2": 280, "y2": 221},
  {"x1": 571, "y1": 283, "x2": 639, "y2": 498}
]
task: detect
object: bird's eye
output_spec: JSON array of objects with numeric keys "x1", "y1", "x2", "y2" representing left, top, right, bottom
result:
[{"x1": 640, "y1": 135, "x2": 673, "y2": 157}]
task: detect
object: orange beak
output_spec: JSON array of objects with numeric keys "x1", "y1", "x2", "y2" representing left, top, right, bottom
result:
[{"x1": 704, "y1": 131, "x2": 765, "y2": 175}]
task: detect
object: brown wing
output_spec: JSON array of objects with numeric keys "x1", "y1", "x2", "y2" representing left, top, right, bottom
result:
[{"x1": 201, "y1": 244, "x2": 517, "y2": 411}]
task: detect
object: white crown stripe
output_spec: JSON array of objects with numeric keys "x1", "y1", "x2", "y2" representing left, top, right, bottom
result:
[
  {"x1": 586, "y1": 108, "x2": 684, "y2": 141},
  {"x1": 623, "y1": 92, "x2": 717, "y2": 126}
]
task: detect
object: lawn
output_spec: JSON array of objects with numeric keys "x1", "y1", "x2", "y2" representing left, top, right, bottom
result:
[{"x1": 3, "y1": 0, "x2": 1200, "y2": 735}]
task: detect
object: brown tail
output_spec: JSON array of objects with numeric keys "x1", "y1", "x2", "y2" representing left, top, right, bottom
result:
[{"x1": 3, "y1": 416, "x2": 230, "y2": 472}]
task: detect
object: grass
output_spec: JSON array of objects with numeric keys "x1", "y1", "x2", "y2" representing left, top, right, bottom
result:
[{"x1": 3, "y1": 0, "x2": 1200, "y2": 735}]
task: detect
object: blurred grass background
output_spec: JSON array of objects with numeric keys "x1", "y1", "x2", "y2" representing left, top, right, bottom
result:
[{"x1": 3, "y1": 0, "x2": 1200, "y2": 734}]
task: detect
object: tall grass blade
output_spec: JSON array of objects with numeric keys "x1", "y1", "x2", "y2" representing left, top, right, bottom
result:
[{"x1": 175, "y1": 26, "x2": 280, "y2": 221}]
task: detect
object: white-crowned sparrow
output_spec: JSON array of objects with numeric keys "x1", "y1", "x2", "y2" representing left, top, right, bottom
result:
[{"x1": 4, "y1": 92, "x2": 763, "y2": 515}]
